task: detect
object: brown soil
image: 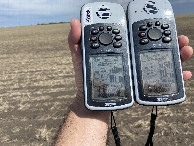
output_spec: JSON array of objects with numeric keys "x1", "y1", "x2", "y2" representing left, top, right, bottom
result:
[{"x1": 0, "y1": 14, "x2": 194, "y2": 146}]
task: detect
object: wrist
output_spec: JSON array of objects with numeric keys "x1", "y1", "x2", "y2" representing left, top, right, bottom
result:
[{"x1": 70, "y1": 90, "x2": 111, "y2": 123}]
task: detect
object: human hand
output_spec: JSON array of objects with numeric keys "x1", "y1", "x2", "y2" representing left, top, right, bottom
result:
[
  {"x1": 178, "y1": 35, "x2": 193, "y2": 80},
  {"x1": 68, "y1": 19, "x2": 193, "y2": 95},
  {"x1": 68, "y1": 19, "x2": 83, "y2": 93}
]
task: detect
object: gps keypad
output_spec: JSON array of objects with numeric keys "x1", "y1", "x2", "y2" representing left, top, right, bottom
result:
[
  {"x1": 135, "y1": 18, "x2": 173, "y2": 47},
  {"x1": 86, "y1": 24, "x2": 124, "y2": 50}
]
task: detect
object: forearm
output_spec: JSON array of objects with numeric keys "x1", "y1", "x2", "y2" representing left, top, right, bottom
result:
[{"x1": 55, "y1": 91, "x2": 111, "y2": 146}]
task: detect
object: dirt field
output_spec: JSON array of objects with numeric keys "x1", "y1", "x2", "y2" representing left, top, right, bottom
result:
[{"x1": 0, "y1": 14, "x2": 194, "y2": 146}]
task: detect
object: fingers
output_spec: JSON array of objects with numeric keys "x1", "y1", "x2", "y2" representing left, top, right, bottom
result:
[
  {"x1": 183, "y1": 71, "x2": 192, "y2": 81},
  {"x1": 68, "y1": 18, "x2": 81, "y2": 47},
  {"x1": 67, "y1": 19, "x2": 83, "y2": 92},
  {"x1": 178, "y1": 35, "x2": 189, "y2": 49},
  {"x1": 68, "y1": 19, "x2": 82, "y2": 72},
  {"x1": 180, "y1": 46, "x2": 193, "y2": 62},
  {"x1": 178, "y1": 35, "x2": 193, "y2": 62}
]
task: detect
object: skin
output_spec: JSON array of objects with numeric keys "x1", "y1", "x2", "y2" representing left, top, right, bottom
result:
[{"x1": 55, "y1": 18, "x2": 193, "y2": 146}]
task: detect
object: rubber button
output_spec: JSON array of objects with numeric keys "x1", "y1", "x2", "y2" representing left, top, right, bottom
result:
[
  {"x1": 113, "y1": 42, "x2": 122, "y2": 48},
  {"x1": 99, "y1": 26, "x2": 104, "y2": 31},
  {"x1": 148, "y1": 28, "x2": 162, "y2": 41},
  {"x1": 112, "y1": 29, "x2": 120, "y2": 34},
  {"x1": 139, "y1": 25, "x2": 147, "y2": 31},
  {"x1": 115, "y1": 35, "x2": 122, "y2": 41},
  {"x1": 107, "y1": 26, "x2": 112, "y2": 31},
  {"x1": 91, "y1": 43, "x2": 100, "y2": 49},
  {"x1": 164, "y1": 30, "x2": 171, "y2": 36},
  {"x1": 91, "y1": 29, "x2": 99, "y2": 35},
  {"x1": 139, "y1": 32, "x2": 146, "y2": 38},
  {"x1": 90, "y1": 36, "x2": 97, "y2": 42},
  {"x1": 139, "y1": 39, "x2": 149, "y2": 45},
  {"x1": 155, "y1": 21, "x2": 160, "y2": 26},
  {"x1": 161, "y1": 24, "x2": 169, "y2": 29},
  {"x1": 147, "y1": 22, "x2": 153, "y2": 27},
  {"x1": 163, "y1": 37, "x2": 172, "y2": 43},
  {"x1": 99, "y1": 33, "x2": 112, "y2": 45}
]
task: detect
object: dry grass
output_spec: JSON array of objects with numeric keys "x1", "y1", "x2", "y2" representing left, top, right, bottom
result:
[
  {"x1": 0, "y1": 23, "x2": 76, "y2": 146},
  {"x1": 0, "y1": 15, "x2": 194, "y2": 146}
]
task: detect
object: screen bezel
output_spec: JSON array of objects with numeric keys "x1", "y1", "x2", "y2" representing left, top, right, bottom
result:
[
  {"x1": 136, "y1": 49, "x2": 184, "y2": 102},
  {"x1": 89, "y1": 55, "x2": 126, "y2": 100},
  {"x1": 139, "y1": 50, "x2": 178, "y2": 96},
  {"x1": 86, "y1": 54, "x2": 132, "y2": 107}
]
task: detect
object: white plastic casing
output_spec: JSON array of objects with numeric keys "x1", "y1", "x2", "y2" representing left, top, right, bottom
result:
[
  {"x1": 127, "y1": 0, "x2": 185, "y2": 105},
  {"x1": 81, "y1": 2, "x2": 134, "y2": 110}
]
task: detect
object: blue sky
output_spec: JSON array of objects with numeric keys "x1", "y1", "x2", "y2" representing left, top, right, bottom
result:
[{"x1": 0, "y1": 0, "x2": 194, "y2": 28}]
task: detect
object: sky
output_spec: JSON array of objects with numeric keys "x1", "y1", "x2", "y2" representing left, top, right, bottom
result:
[{"x1": 0, "y1": 0, "x2": 194, "y2": 28}]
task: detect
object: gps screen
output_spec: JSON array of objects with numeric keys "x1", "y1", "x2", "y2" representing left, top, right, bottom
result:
[
  {"x1": 140, "y1": 50, "x2": 178, "y2": 95},
  {"x1": 89, "y1": 55, "x2": 125, "y2": 100}
]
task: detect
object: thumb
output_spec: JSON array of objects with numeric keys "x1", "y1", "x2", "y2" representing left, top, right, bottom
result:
[{"x1": 68, "y1": 18, "x2": 81, "y2": 51}]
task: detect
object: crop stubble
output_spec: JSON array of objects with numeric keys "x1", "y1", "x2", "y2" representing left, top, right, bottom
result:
[{"x1": 0, "y1": 15, "x2": 194, "y2": 146}]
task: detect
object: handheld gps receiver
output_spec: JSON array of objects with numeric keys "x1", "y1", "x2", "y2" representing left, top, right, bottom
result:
[
  {"x1": 127, "y1": 0, "x2": 185, "y2": 105},
  {"x1": 81, "y1": 2, "x2": 134, "y2": 110}
]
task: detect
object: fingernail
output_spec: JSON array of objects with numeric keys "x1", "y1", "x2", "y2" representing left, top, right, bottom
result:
[
  {"x1": 71, "y1": 18, "x2": 75, "y2": 22},
  {"x1": 71, "y1": 18, "x2": 78, "y2": 23},
  {"x1": 183, "y1": 71, "x2": 192, "y2": 80}
]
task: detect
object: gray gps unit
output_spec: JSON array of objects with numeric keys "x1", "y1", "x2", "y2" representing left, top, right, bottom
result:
[
  {"x1": 127, "y1": 0, "x2": 185, "y2": 105},
  {"x1": 81, "y1": 2, "x2": 134, "y2": 110}
]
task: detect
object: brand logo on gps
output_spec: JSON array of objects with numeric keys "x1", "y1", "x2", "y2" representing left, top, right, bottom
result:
[
  {"x1": 105, "y1": 103, "x2": 116, "y2": 107},
  {"x1": 143, "y1": 1, "x2": 159, "y2": 14}
]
